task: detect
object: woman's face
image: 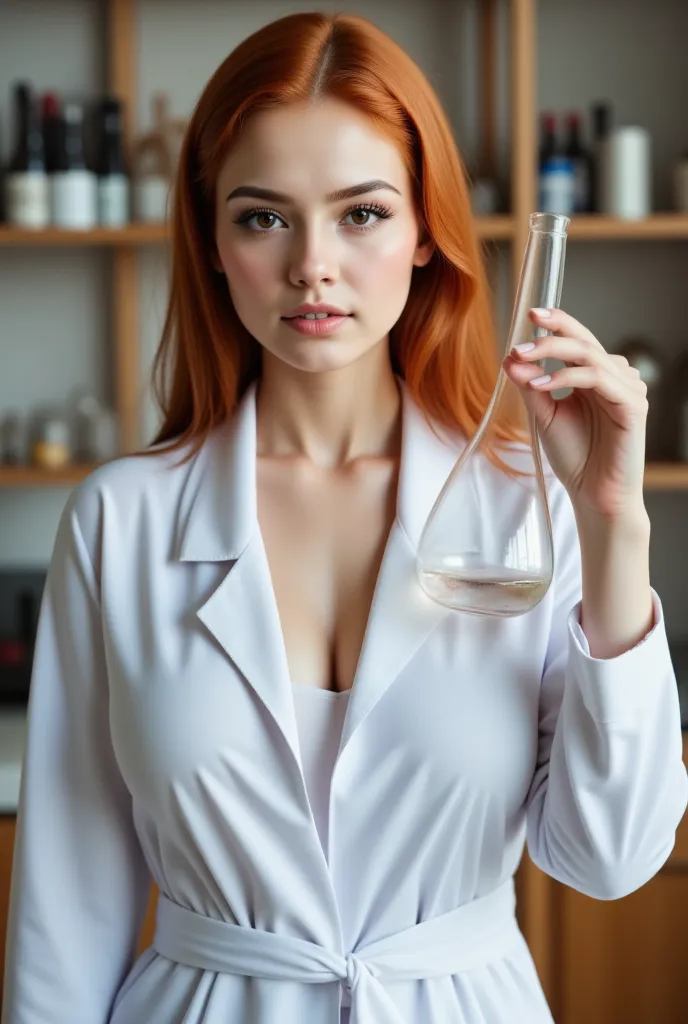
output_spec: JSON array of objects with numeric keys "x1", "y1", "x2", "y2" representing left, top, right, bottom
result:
[{"x1": 214, "y1": 97, "x2": 434, "y2": 375}]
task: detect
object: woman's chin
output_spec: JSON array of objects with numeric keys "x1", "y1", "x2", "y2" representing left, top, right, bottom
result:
[{"x1": 269, "y1": 339, "x2": 374, "y2": 375}]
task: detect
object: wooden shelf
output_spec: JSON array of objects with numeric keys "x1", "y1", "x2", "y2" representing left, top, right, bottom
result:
[
  {"x1": 568, "y1": 214, "x2": 688, "y2": 240},
  {"x1": 0, "y1": 464, "x2": 101, "y2": 487},
  {"x1": 643, "y1": 463, "x2": 688, "y2": 490},
  {"x1": 476, "y1": 216, "x2": 515, "y2": 240},
  {"x1": 0, "y1": 224, "x2": 169, "y2": 246}
]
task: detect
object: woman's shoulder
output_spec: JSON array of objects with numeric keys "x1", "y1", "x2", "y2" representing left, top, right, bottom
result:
[{"x1": 61, "y1": 434, "x2": 205, "y2": 549}]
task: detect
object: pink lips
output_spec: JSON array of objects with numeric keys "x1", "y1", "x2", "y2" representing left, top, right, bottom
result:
[{"x1": 282, "y1": 314, "x2": 352, "y2": 336}]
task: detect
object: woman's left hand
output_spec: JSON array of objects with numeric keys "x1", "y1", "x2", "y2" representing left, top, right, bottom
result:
[{"x1": 502, "y1": 307, "x2": 649, "y2": 523}]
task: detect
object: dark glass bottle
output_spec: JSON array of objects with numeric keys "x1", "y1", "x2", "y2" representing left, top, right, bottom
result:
[
  {"x1": 41, "y1": 91, "x2": 63, "y2": 174},
  {"x1": 589, "y1": 101, "x2": 612, "y2": 214},
  {"x1": 538, "y1": 112, "x2": 558, "y2": 170},
  {"x1": 5, "y1": 81, "x2": 50, "y2": 228},
  {"x1": 564, "y1": 112, "x2": 593, "y2": 213},
  {"x1": 94, "y1": 97, "x2": 130, "y2": 226}
]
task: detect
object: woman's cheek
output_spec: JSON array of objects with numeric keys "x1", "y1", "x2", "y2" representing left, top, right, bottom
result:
[
  {"x1": 350, "y1": 232, "x2": 419, "y2": 298},
  {"x1": 222, "y1": 245, "x2": 270, "y2": 291},
  {"x1": 220, "y1": 246, "x2": 279, "y2": 323}
]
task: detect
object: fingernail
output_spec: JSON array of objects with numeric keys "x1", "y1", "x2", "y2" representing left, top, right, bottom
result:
[
  {"x1": 513, "y1": 342, "x2": 536, "y2": 353},
  {"x1": 530, "y1": 374, "x2": 552, "y2": 387},
  {"x1": 531, "y1": 307, "x2": 551, "y2": 318}
]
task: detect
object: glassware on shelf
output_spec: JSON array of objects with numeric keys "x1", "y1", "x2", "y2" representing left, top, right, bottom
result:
[
  {"x1": 416, "y1": 212, "x2": 570, "y2": 618},
  {"x1": 0, "y1": 412, "x2": 25, "y2": 465},
  {"x1": 615, "y1": 336, "x2": 666, "y2": 460},
  {"x1": 29, "y1": 407, "x2": 72, "y2": 469},
  {"x1": 68, "y1": 388, "x2": 118, "y2": 462},
  {"x1": 131, "y1": 94, "x2": 187, "y2": 223},
  {"x1": 673, "y1": 354, "x2": 688, "y2": 463}
]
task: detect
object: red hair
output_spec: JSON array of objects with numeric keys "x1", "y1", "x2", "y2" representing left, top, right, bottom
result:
[{"x1": 148, "y1": 11, "x2": 522, "y2": 462}]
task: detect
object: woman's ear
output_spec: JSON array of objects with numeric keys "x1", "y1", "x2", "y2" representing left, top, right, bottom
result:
[
  {"x1": 211, "y1": 249, "x2": 224, "y2": 274},
  {"x1": 413, "y1": 231, "x2": 435, "y2": 267}
]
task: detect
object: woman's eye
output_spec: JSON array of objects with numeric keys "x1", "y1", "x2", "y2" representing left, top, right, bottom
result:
[
  {"x1": 244, "y1": 210, "x2": 283, "y2": 231},
  {"x1": 345, "y1": 207, "x2": 379, "y2": 228}
]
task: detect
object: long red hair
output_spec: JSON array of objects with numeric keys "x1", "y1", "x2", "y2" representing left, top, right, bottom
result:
[{"x1": 148, "y1": 11, "x2": 522, "y2": 462}]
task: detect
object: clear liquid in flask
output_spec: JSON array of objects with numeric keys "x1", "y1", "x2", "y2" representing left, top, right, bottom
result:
[
  {"x1": 416, "y1": 212, "x2": 570, "y2": 618},
  {"x1": 419, "y1": 565, "x2": 551, "y2": 617}
]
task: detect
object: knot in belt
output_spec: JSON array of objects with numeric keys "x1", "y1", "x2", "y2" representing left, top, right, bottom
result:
[
  {"x1": 342, "y1": 951, "x2": 378, "y2": 1010},
  {"x1": 153, "y1": 878, "x2": 520, "y2": 1023}
]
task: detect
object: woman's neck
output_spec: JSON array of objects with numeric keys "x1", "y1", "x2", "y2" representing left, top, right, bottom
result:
[{"x1": 255, "y1": 345, "x2": 401, "y2": 468}]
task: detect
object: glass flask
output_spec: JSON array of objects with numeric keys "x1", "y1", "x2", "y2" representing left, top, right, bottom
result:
[{"x1": 416, "y1": 212, "x2": 570, "y2": 617}]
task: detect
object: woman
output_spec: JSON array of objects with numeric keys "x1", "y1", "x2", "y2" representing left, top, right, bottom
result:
[{"x1": 3, "y1": 11, "x2": 686, "y2": 1024}]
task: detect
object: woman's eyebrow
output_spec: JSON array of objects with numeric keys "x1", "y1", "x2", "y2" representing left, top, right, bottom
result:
[{"x1": 225, "y1": 179, "x2": 402, "y2": 204}]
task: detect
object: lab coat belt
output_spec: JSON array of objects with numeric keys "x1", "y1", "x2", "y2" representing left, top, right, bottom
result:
[{"x1": 152, "y1": 877, "x2": 521, "y2": 1023}]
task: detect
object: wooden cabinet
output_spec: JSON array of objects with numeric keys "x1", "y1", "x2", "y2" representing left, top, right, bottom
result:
[{"x1": 553, "y1": 873, "x2": 688, "y2": 1024}]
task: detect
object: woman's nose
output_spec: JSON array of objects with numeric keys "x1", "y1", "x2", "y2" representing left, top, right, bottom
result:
[{"x1": 287, "y1": 223, "x2": 340, "y2": 289}]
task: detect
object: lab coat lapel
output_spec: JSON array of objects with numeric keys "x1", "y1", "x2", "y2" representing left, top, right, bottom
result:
[
  {"x1": 338, "y1": 381, "x2": 462, "y2": 757},
  {"x1": 177, "y1": 378, "x2": 463, "y2": 769},
  {"x1": 177, "y1": 383, "x2": 302, "y2": 767}
]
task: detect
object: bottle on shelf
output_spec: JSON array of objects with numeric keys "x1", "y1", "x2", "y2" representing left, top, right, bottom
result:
[
  {"x1": 538, "y1": 112, "x2": 575, "y2": 215},
  {"x1": 601, "y1": 125, "x2": 652, "y2": 221},
  {"x1": 673, "y1": 152, "x2": 688, "y2": 213},
  {"x1": 132, "y1": 94, "x2": 186, "y2": 223},
  {"x1": 41, "y1": 91, "x2": 63, "y2": 174},
  {"x1": 95, "y1": 96, "x2": 130, "y2": 227},
  {"x1": 589, "y1": 100, "x2": 612, "y2": 214},
  {"x1": 0, "y1": 412, "x2": 24, "y2": 465},
  {"x1": 538, "y1": 112, "x2": 557, "y2": 170},
  {"x1": 51, "y1": 100, "x2": 98, "y2": 229},
  {"x1": 564, "y1": 112, "x2": 593, "y2": 213},
  {"x1": 674, "y1": 355, "x2": 688, "y2": 463},
  {"x1": 4, "y1": 81, "x2": 50, "y2": 229}
]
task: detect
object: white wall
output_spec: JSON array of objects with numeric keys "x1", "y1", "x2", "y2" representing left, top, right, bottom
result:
[{"x1": 0, "y1": 0, "x2": 686, "y2": 636}]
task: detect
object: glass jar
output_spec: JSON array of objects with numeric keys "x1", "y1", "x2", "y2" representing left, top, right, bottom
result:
[
  {"x1": 30, "y1": 408, "x2": 72, "y2": 469},
  {"x1": 69, "y1": 389, "x2": 119, "y2": 462},
  {"x1": 0, "y1": 412, "x2": 25, "y2": 465}
]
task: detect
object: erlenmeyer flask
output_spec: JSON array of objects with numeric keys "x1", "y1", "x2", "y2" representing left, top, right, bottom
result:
[{"x1": 416, "y1": 212, "x2": 569, "y2": 617}]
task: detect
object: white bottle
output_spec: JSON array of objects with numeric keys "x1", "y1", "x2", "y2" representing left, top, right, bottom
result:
[
  {"x1": 51, "y1": 101, "x2": 97, "y2": 229},
  {"x1": 600, "y1": 126, "x2": 651, "y2": 220}
]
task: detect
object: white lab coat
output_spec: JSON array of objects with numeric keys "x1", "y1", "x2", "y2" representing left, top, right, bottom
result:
[{"x1": 2, "y1": 378, "x2": 687, "y2": 1024}]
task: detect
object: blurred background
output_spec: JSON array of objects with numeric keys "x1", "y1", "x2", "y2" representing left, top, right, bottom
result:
[{"x1": 1, "y1": 0, "x2": 688, "y2": 1021}]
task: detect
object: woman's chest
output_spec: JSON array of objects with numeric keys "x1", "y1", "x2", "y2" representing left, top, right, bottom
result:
[{"x1": 256, "y1": 456, "x2": 398, "y2": 693}]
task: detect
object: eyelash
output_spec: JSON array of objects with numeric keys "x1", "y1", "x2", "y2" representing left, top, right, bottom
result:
[{"x1": 233, "y1": 202, "x2": 393, "y2": 234}]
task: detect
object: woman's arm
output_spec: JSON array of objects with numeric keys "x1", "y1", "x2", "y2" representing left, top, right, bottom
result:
[
  {"x1": 1, "y1": 482, "x2": 151, "y2": 1024},
  {"x1": 575, "y1": 504, "x2": 653, "y2": 659},
  {"x1": 525, "y1": 485, "x2": 688, "y2": 901}
]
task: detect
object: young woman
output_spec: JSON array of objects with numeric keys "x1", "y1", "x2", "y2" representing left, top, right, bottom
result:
[{"x1": 3, "y1": 12, "x2": 686, "y2": 1024}]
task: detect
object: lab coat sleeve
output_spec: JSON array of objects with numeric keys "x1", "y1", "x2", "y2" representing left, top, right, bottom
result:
[
  {"x1": 1, "y1": 484, "x2": 152, "y2": 1024},
  {"x1": 524, "y1": 483, "x2": 688, "y2": 900}
]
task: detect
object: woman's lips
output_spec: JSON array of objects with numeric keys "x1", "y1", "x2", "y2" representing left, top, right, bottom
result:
[{"x1": 281, "y1": 314, "x2": 352, "y2": 336}]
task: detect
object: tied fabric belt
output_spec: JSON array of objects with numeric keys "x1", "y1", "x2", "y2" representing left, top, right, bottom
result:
[{"x1": 153, "y1": 878, "x2": 521, "y2": 1023}]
